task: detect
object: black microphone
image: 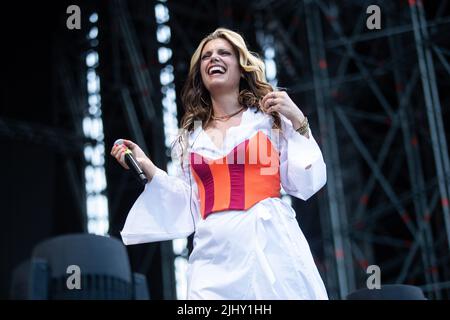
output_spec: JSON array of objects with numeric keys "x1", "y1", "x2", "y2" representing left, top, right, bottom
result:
[{"x1": 114, "y1": 139, "x2": 148, "y2": 186}]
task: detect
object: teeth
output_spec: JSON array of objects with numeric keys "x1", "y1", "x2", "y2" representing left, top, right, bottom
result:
[{"x1": 208, "y1": 66, "x2": 225, "y2": 75}]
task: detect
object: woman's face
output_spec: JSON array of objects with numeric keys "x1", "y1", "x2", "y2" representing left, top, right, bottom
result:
[{"x1": 199, "y1": 38, "x2": 241, "y2": 95}]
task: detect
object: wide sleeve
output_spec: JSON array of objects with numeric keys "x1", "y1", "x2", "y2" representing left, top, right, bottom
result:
[
  {"x1": 279, "y1": 115, "x2": 327, "y2": 200},
  {"x1": 120, "y1": 146, "x2": 200, "y2": 245}
]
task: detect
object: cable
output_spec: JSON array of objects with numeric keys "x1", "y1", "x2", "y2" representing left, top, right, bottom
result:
[{"x1": 186, "y1": 129, "x2": 202, "y2": 232}]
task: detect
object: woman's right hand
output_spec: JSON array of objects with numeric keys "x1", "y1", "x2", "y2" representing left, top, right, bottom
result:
[{"x1": 110, "y1": 139, "x2": 156, "y2": 178}]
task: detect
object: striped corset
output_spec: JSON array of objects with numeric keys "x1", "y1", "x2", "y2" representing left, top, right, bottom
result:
[{"x1": 190, "y1": 131, "x2": 281, "y2": 219}]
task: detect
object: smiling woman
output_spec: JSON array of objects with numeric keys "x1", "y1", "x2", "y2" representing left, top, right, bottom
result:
[
  {"x1": 200, "y1": 38, "x2": 242, "y2": 97},
  {"x1": 115, "y1": 28, "x2": 328, "y2": 300}
]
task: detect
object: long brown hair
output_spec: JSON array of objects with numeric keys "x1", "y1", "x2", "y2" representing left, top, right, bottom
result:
[{"x1": 175, "y1": 28, "x2": 281, "y2": 162}]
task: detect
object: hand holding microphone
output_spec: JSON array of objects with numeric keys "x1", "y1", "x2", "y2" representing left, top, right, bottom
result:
[{"x1": 110, "y1": 139, "x2": 156, "y2": 185}]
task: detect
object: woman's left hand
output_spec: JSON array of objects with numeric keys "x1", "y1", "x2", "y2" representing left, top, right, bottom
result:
[{"x1": 261, "y1": 91, "x2": 306, "y2": 130}]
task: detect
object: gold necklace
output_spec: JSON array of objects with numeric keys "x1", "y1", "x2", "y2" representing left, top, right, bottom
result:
[{"x1": 211, "y1": 106, "x2": 245, "y2": 121}]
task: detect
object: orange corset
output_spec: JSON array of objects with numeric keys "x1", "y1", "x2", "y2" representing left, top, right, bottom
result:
[{"x1": 190, "y1": 131, "x2": 280, "y2": 219}]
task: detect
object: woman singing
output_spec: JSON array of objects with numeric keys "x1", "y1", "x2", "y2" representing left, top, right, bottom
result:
[{"x1": 111, "y1": 28, "x2": 328, "y2": 299}]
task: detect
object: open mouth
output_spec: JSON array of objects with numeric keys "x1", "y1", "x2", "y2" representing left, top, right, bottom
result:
[{"x1": 207, "y1": 65, "x2": 226, "y2": 75}]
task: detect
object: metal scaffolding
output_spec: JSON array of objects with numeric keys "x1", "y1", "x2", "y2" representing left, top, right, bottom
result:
[
  {"x1": 103, "y1": 0, "x2": 176, "y2": 299},
  {"x1": 250, "y1": 0, "x2": 450, "y2": 299}
]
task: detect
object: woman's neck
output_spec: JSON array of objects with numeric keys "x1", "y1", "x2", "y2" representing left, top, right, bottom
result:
[{"x1": 210, "y1": 91, "x2": 241, "y2": 117}]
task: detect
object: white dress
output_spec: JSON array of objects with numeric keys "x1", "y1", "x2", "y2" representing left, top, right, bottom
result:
[{"x1": 120, "y1": 106, "x2": 329, "y2": 300}]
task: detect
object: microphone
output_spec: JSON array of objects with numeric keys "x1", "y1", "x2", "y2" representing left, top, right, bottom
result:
[{"x1": 114, "y1": 139, "x2": 148, "y2": 186}]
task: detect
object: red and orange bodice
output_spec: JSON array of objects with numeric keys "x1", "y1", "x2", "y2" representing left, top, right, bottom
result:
[{"x1": 190, "y1": 131, "x2": 281, "y2": 219}]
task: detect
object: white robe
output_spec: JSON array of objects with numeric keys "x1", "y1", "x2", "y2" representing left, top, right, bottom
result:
[{"x1": 120, "y1": 106, "x2": 329, "y2": 299}]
